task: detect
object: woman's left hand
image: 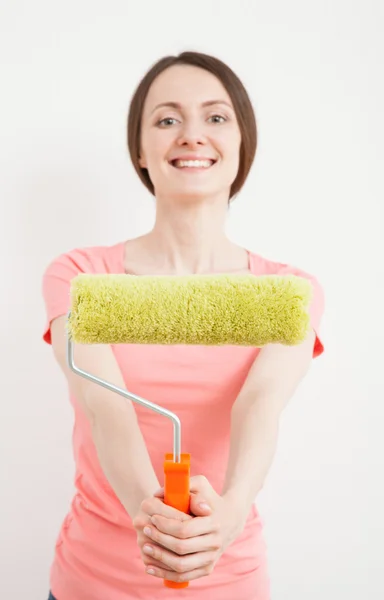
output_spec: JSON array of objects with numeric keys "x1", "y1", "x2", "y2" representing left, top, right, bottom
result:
[{"x1": 141, "y1": 475, "x2": 247, "y2": 584}]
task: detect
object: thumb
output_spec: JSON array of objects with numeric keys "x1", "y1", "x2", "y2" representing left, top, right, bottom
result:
[
  {"x1": 189, "y1": 492, "x2": 212, "y2": 517},
  {"x1": 153, "y1": 487, "x2": 210, "y2": 517},
  {"x1": 154, "y1": 487, "x2": 211, "y2": 517}
]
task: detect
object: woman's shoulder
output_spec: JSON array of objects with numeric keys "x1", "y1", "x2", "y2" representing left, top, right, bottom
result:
[
  {"x1": 248, "y1": 248, "x2": 325, "y2": 331},
  {"x1": 43, "y1": 241, "x2": 124, "y2": 277},
  {"x1": 248, "y1": 248, "x2": 321, "y2": 284}
]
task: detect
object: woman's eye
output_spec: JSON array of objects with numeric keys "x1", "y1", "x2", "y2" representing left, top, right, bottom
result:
[
  {"x1": 208, "y1": 114, "x2": 227, "y2": 123},
  {"x1": 157, "y1": 117, "x2": 178, "y2": 127}
]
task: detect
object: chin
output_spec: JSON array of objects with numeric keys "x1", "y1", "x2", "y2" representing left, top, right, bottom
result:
[
  {"x1": 168, "y1": 180, "x2": 233, "y2": 200},
  {"x1": 172, "y1": 188, "x2": 222, "y2": 203}
]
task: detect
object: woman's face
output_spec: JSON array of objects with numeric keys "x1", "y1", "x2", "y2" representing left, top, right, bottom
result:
[{"x1": 139, "y1": 65, "x2": 242, "y2": 202}]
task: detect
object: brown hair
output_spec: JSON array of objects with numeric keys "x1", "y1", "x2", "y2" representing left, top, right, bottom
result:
[{"x1": 127, "y1": 51, "x2": 257, "y2": 202}]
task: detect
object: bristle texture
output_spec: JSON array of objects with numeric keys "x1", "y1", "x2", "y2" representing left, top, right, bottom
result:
[{"x1": 68, "y1": 273, "x2": 312, "y2": 346}]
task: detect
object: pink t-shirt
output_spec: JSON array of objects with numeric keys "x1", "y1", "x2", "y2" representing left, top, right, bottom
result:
[{"x1": 42, "y1": 241, "x2": 324, "y2": 600}]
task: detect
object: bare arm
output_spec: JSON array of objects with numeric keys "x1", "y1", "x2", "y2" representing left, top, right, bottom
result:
[
  {"x1": 50, "y1": 314, "x2": 160, "y2": 518},
  {"x1": 222, "y1": 329, "x2": 317, "y2": 514}
]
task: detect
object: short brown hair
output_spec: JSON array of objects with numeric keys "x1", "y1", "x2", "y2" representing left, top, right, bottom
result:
[{"x1": 127, "y1": 51, "x2": 257, "y2": 202}]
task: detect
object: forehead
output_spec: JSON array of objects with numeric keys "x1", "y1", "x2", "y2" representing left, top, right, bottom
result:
[{"x1": 143, "y1": 65, "x2": 232, "y2": 112}]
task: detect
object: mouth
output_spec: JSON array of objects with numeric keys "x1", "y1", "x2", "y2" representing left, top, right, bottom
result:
[{"x1": 169, "y1": 158, "x2": 217, "y2": 170}]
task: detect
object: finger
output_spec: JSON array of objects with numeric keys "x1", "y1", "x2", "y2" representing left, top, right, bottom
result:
[
  {"x1": 141, "y1": 553, "x2": 169, "y2": 570},
  {"x1": 139, "y1": 537, "x2": 179, "y2": 570},
  {"x1": 143, "y1": 542, "x2": 215, "y2": 573},
  {"x1": 189, "y1": 492, "x2": 212, "y2": 516},
  {"x1": 141, "y1": 497, "x2": 192, "y2": 522},
  {"x1": 153, "y1": 487, "x2": 164, "y2": 498},
  {"x1": 155, "y1": 487, "x2": 212, "y2": 518},
  {"x1": 144, "y1": 525, "x2": 221, "y2": 555},
  {"x1": 189, "y1": 475, "x2": 213, "y2": 495},
  {"x1": 146, "y1": 563, "x2": 214, "y2": 583},
  {"x1": 141, "y1": 544, "x2": 193, "y2": 572},
  {"x1": 150, "y1": 514, "x2": 217, "y2": 538}
]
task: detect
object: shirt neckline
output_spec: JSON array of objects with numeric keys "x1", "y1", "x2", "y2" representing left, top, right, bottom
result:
[{"x1": 116, "y1": 241, "x2": 254, "y2": 276}]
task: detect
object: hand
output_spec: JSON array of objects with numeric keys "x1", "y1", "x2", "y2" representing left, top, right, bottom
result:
[
  {"x1": 133, "y1": 490, "x2": 210, "y2": 569},
  {"x1": 138, "y1": 476, "x2": 247, "y2": 584}
]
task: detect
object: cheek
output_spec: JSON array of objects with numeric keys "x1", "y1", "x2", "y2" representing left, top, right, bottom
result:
[
  {"x1": 215, "y1": 128, "x2": 241, "y2": 157},
  {"x1": 144, "y1": 135, "x2": 172, "y2": 169}
]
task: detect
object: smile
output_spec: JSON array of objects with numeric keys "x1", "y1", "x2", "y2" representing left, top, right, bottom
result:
[{"x1": 170, "y1": 159, "x2": 216, "y2": 169}]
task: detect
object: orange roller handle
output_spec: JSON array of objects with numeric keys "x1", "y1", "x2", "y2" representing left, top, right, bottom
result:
[{"x1": 163, "y1": 452, "x2": 191, "y2": 589}]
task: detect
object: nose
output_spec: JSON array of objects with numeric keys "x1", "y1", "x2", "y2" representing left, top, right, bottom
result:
[{"x1": 176, "y1": 119, "x2": 207, "y2": 147}]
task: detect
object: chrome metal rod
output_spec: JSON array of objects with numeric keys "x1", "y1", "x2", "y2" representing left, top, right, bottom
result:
[{"x1": 66, "y1": 311, "x2": 181, "y2": 462}]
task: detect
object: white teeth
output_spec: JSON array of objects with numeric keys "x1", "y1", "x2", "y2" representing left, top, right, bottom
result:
[{"x1": 173, "y1": 159, "x2": 213, "y2": 168}]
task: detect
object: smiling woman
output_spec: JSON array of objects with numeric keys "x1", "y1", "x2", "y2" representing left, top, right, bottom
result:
[
  {"x1": 42, "y1": 50, "x2": 325, "y2": 600},
  {"x1": 127, "y1": 51, "x2": 257, "y2": 203}
]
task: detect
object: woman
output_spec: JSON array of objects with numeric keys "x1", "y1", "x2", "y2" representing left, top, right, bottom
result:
[{"x1": 42, "y1": 51, "x2": 324, "y2": 600}]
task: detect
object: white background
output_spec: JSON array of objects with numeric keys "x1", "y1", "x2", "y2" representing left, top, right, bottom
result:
[{"x1": 1, "y1": 1, "x2": 383, "y2": 598}]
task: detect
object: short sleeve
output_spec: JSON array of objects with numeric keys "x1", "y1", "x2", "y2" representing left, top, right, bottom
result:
[
  {"x1": 41, "y1": 249, "x2": 93, "y2": 345},
  {"x1": 278, "y1": 263, "x2": 325, "y2": 358}
]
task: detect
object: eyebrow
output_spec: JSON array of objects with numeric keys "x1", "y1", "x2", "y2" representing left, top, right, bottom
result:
[{"x1": 151, "y1": 100, "x2": 234, "y2": 114}]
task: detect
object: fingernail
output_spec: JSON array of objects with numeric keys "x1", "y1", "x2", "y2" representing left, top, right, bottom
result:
[
  {"x1": 147, "y1": 568, "x2": 155, "y2": 575},
  {"x1": 199, "y1": 502, "x2": 211, "y2": 510},
  {"x1": 143, "y1": 545, "x2": 154, "y2": 555},
  {"x1": 143, "y1": 526, "x2": 151, "y2": 537}
]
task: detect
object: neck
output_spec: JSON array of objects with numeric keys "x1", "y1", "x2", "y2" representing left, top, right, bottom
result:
[{"x1": 146, "y1": 194, "x2": 236, "y2": 275}]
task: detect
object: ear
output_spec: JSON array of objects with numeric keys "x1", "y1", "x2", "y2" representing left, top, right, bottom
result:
[{"x1": 138, "y1": 154, "x2": 147, "y2": 169}]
